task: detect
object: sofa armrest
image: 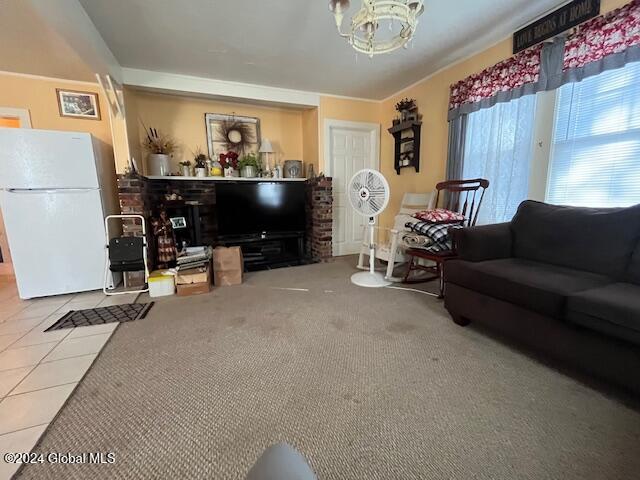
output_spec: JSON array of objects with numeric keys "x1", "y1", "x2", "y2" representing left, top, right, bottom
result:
[{"x1": 452, "y1": 223, "x2": 512, "y2": 262}]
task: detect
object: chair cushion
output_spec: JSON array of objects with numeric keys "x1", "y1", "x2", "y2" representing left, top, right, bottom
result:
[
  {"x1": 444, "y1": 258, "x2": 612, "y2": 318},
  {"x1": 510, "y1": 201, "x2": 640, "y2": 279},
  {"x1": 567, "y1": 283, "x2": 640, "y2": 346}
]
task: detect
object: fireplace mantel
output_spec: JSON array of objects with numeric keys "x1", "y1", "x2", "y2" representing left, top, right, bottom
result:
[{"x1": 144, "y1": 175, "x2": 306, "y2": 182}]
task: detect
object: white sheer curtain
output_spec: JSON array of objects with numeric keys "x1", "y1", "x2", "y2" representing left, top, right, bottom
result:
[{"x1": 462, "y1": 94, "x2": 536, "y2": 224}]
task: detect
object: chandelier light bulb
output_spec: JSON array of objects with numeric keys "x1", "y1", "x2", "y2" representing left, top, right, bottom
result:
[
  {"x1": 329, "y1": 0, "x2": 351, "y2": 28},
  {"x1": 360, "y1": 21, "x2": 377, "y2": 35},
  {"x1": 328, "y1": 0, "x2": 350, "y2": 14}
]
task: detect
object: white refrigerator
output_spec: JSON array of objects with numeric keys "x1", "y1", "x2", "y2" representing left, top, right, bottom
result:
[{"x1": 0, "y1": 129, "x2": 114, "y2": 299}]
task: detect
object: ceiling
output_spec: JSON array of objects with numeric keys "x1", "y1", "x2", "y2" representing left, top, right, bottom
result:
[
  {"x1": 0, "y1": 1, "x2": 95, "y2": 82},
  {"x1": 2, "y1": 0, "x2": 568, "y2": 99},
  {"x1": 78, "y1": 0, "x2": 566, "y2": 99}
]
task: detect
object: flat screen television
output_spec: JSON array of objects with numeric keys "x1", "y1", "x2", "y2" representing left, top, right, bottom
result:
[{"x1": 216, "y1": 182, "x2": 306, "y2": 239}]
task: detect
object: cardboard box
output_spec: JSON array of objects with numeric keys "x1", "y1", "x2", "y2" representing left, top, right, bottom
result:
[
  {"x1": 176, "y1": 281, "x2": 211, "y2": 296},
  {"x1": 175, "y1": 264, "x2": 211, "y2": 296},
  {"x1": 176, "y1": 265, "x2": 210, "y2": 285},
  {"x1": 213, "y1": 246, "x2": 243, "y2": 286}
]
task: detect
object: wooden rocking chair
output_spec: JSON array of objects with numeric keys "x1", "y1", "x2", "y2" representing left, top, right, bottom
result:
[{"x1": 403, "y1": 178, "x2": 489, "y2": 297}]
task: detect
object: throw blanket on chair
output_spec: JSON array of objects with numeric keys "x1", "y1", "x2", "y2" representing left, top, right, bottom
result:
[
  {"x1": 405, "y1": 222, "x2": 462, "y2": 253},
  {"x1": 400, "y1": 231, "x2": 433, "y2": 250}
]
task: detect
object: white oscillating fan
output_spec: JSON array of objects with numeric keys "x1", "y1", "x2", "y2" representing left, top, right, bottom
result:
[{"x1": 348, "y1": 168, "x2": 391, "y2": 288}]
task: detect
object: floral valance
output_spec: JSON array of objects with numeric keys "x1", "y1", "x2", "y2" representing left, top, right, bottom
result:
[
  {"x1": 448, "y1": 44, "x2": 542, "y2": 113},
  {"x1": 448, "y1": 0, "x2": 640, "y2": 120},
  {"x1": 564, "y1": 0, "x2": 640, "y2": 70}
]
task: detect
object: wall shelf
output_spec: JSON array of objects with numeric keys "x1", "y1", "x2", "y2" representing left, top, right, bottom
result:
[{"x1": 388, "y1": 121, "x2": 422, "y2": 175}]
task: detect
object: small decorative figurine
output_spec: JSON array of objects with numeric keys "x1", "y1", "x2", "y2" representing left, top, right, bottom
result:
[{"x1": 151, "y1": 208, "x2": 177, "y2": 268}]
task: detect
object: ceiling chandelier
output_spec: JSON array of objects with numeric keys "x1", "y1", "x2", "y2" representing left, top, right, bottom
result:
[{"x1": 329, "y1": 0, "x2": 424, "y2": 57}]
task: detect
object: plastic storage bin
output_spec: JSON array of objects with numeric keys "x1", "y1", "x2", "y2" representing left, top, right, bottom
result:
[{"x1": 148, "y1": 270, "x2": 175, "y2": 297}]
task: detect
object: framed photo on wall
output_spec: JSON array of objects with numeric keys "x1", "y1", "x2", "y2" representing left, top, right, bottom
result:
[
  {"x1": 56, "y1": 89, "x2": 101, "y2": 120},
  {"x1": 205, "y1": 113, "x2": 260, "y2": 159}
]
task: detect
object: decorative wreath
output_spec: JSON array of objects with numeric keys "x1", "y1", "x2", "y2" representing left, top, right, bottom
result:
[{"x1": 214, "y1": 119, "x2": 257, "y2": 155}]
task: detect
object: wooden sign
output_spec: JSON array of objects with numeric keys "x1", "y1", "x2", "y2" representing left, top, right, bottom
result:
[{"x1": 513, "y1": 0, "x2": 600, "y2": 53}]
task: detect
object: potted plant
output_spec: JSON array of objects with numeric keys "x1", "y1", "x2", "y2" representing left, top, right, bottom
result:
[
  {"x1": 395, "y1": 98, "x2": 417, "y2": 122},
  {"x1": 179, "y1": 160, "x2": 192, "y2": 177},
  {"x1": 142, "y1": 126, "x2": 176, "y2": 176},
  {"x1": 219, "y1": 152, "x2": 239, "y2": 177},
  {"x1": 193, "y1": 148, "x2": 209, "y2": 177},
  {"x1": 239, "y1": 153, "x2": 260, "y2": 178}
]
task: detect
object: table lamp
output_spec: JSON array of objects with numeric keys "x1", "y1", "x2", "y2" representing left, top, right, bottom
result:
[{"x1": 259, "y1": 139, "x2": 274, "y2": 174}]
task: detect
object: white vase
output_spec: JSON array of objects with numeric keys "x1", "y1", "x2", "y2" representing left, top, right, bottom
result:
[
  {"x1": 195, "y1": 167, "x2": 207, "y2": 178},
  {"x1": 148, "y1": 154, "x2": 171, "y2": 176},
  {"x1": 181, "y1": 165, "x2": 192, "y2": 176}
]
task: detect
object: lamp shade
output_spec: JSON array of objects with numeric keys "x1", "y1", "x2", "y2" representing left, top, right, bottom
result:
[{"x1": 259, "y1": 139, "x2": 274, "y2": 153}]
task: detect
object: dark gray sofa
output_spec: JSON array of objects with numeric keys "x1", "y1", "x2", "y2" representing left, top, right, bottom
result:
[{"x1": 444, "y1": 200, "x2": 640, "y2": 395}]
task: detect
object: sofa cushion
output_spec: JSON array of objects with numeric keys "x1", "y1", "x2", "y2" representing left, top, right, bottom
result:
[
  {"x1": 567, "y1": 283, "x2": 640, "y2": 346},
  {"x1": 444, "y1": 258, "x2": 612, "y2": 319},
  {"x1": 510, "y1": 201, "x2": 640, "y2": 279}
]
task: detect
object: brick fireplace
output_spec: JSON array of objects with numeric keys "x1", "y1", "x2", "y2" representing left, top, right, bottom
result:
[
  {"x1": 116, "y1": 174, "x2": 333, "y2": 271},
  {"x1": 306, "y1": 176, "x2": 333, "y2": 262}
]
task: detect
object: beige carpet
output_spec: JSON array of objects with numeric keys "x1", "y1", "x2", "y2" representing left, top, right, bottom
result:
[{"x1": 17, "y1": 258, "x2": 640, "y2": 479}]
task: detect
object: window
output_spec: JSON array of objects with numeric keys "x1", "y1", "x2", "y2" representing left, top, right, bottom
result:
[
  {"x1": 459, "y1": 62, "x2": 640, "y2": 223},
  {"x1": 463, "y1": 94, "x2": 536, "y2": 224},
  {"x1": 547, "y1": 61, "x2": 640, "y2": 207}
]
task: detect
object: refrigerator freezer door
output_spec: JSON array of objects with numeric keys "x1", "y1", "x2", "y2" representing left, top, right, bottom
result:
[
  {"x1": 0, "y1": 129, "x2": 99, "y2": 189},
  {"x1": 0, "y1": 189, "x2": 106, "y2": 298}
]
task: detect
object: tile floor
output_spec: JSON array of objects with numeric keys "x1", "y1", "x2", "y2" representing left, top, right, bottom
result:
[{"x1": 0, "y1": 277, "x2": 137, "y2": 480}]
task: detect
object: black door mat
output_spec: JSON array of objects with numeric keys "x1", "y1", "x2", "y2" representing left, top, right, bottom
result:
[{"x1": 45, "y1": 303, "x2": 154, "y2": 332}]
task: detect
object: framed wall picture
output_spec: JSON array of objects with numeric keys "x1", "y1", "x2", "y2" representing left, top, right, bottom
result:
[
  {"x1": 205, "y1": 113, "x2": 260, "y2": 159},
  {"x1": 56, "y1": 89, "x2": 101, "y2": 120}
]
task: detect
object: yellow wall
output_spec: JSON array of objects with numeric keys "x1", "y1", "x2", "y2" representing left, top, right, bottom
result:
[
  {"x1": 378, "y1": 39, "x2": 512, "y2": 228},
  {"x1": 0, "y1": 73, "x2": 114, "y2": 147},
  {"x1": 125, "y1": 90, "x2": 306, "y2": 173},
  {"x1": 301, "y1": 107, "x2": 319, "y2": 176},
  {"x1": 377, "y1": 0, "x2": 629, "y2": 228}
]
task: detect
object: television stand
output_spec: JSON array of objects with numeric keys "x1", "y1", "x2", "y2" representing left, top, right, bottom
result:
[{"x1": 217, "y1": 232, "x2": 306, "y2": 271}]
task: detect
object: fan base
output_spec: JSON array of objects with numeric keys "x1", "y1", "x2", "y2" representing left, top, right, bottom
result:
[{"x1": 351, "y1": 271, "x2": 392, "y2": 288}]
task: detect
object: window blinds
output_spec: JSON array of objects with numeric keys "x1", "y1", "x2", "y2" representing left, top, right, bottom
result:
[{"x1": 547, "y1": 61, "x2": 640, "y2": 208}]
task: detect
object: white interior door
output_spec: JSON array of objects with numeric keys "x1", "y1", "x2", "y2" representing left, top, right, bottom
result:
[{"x1": 325, "y1": 120, "x2": 380, "y2": 256}]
